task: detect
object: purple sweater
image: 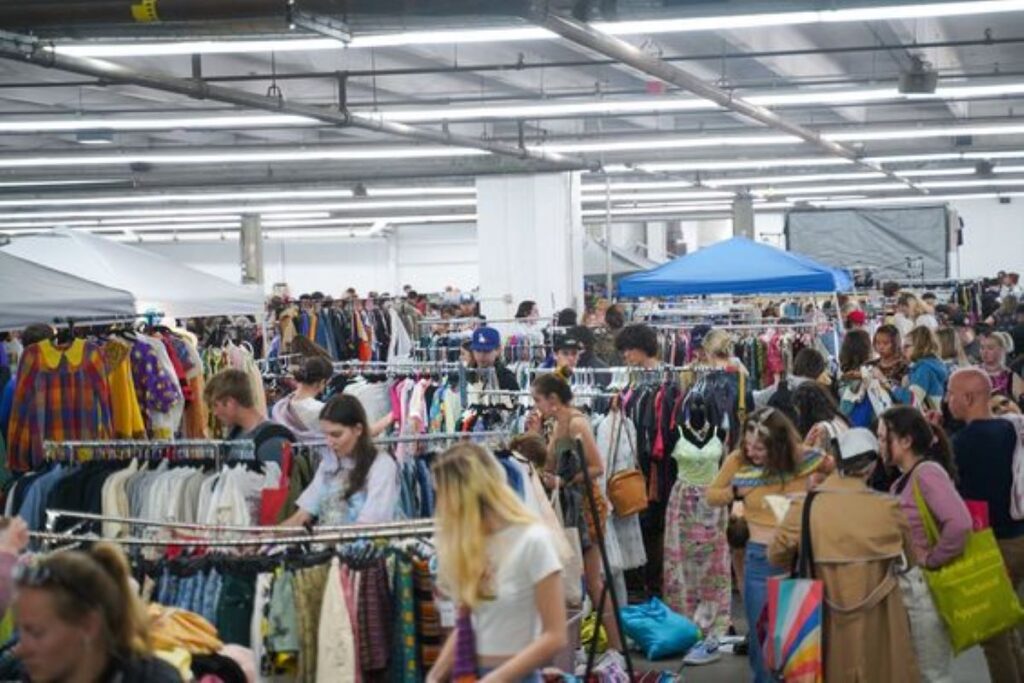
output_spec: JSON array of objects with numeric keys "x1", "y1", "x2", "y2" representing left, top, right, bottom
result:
[{"x1": 891, "y1": 461, "x2": 972, "y2": 569}]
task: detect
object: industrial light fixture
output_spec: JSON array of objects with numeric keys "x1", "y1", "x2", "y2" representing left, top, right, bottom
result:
[
  {"x1": 0, "y1": 198, "x2": 477, "y2": 221},
  {"x1": 0, "y1": 178, "x2": 125, "y2": 188},
  {"x1": 51, "y1": 0, "x2": 1024, "y2": 56},
  {"x1": 75, "y1": 130, "x2": 114, "y2": 145},
  {"x1": 0, "y1": 146, "x2": 489, "y2": 169},
  {"x1": 705, "y1": 172, "x2": 884, "y2": 188},
  {"x1": 758, "y1": 182, "x2": 908, "y2": 197},
  {"x1": 809, "y1": 191, "x2": 1024, "y2": 207},
  {"x1": 0, "y1": 114, "x2": 313, "y2": 134}
]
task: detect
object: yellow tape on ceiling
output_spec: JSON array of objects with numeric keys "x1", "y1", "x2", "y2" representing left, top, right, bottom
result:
[{"x1": 131, "y1": 0, "x2": 160, "y2": 22}]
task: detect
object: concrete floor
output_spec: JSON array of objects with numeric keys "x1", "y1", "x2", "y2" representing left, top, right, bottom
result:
[{"x1": 617, "y1": 592, "x2": 994, "y2": 682}]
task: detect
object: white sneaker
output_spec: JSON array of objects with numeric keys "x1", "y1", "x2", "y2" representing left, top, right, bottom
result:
[{"x1": 683, "y1": 637, "x2": 722, "y2": 666}]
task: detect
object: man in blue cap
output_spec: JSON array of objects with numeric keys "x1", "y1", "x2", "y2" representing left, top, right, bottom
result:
[{"x1": 469, "y1": 326, "x2": 519, "y2": 391}]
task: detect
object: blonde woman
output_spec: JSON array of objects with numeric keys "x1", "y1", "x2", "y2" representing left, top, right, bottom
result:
[
  {"x1": 427, "y1": 443, "x2": 567, "y2": 683},
  {"x1": 978, "y1": 331, "x2": 1024, "y2": 402},
  {"x1": 893, "y1": 326, "x2": 949, "y2": 411},
  {"x1": 895, "y1": 292, "x2": 938, "y2": 337},
  {"x1": 936, "y1": 327, "x2": 969, "y2": 376}
]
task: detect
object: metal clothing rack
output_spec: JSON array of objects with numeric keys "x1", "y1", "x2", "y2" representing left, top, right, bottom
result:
[
  {"x1": 43, "y1": 439, "x2": 254, "y2": 462},
  {"x1": 32, "y1": 519, "x2": 436, "y2": 549},
  {"x1": 44, "y1": 509, "x2": 433, "y2": 535},
  {"x1": 332, "y1": 359, "x2": 463, "y2": 373}
]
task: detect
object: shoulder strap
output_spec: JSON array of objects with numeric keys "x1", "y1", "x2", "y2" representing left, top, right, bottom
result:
[
  {"x1": 911, "y1": 476, "x2": 941, "y2": 547},
  {"x1": 252, "y1": 422, "x2": 296, "y2": 454},
  {"x1": 799, "y1": 490, "x2": 819, "y2": 579}
]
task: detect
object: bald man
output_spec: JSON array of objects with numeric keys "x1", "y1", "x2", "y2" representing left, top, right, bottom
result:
[{"x1": 948, "y1": 368, "x2": 1024, "y2": 683}]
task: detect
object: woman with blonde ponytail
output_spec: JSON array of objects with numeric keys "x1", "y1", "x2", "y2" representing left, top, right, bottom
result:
[
  {"x1": 12, "y1": 542, "x2": 181, "y2": 683},
  {"x1": 426, "y1": 443, "x2": 566, "y2": 683}
]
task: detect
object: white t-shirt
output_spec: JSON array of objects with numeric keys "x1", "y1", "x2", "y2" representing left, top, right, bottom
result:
[
  {"x1": 471, "y1": 523, "x2": 563, "y2": 657},
  {"x1": 290, "y1": 396, "x2": 324, "y2": 431}
]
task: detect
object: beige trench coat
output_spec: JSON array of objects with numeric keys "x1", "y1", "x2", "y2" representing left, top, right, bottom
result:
[{"x1": 768, "y1": 473, "x2": 921, "y2": 683}]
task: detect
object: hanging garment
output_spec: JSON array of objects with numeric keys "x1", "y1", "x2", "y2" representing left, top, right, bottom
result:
[
  {"x1": 7, "y1": 339, "x2": 114, "y2": 471},
  {"x1": 317, "y1": 558, "x2": 357, "y2": 682},
  {"x1": 104, "y1": 340, "x2": 146, "y2": 439},
  {"x1": 663, "y1": 435, "x2": 731, "y2": 639}
]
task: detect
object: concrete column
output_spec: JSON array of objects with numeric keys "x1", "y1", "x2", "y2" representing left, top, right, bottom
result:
[
  {"x1": 646, "y1": 221, "x2": 669, "y2": 261},
  {"x1": 386, "y1": 232, "x2": 400, "y2": 294},
  {"x1": 476, "y1": 172, "x2": 584, "y2": 323},
  {"x1": 733, "y1": 194, "x2": 755, "y2": 239},
  {"x1": 240, "y1": 213, "x2": 264, "y2": 286}
]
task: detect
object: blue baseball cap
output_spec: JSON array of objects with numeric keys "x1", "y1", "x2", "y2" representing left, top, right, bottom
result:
[{"x1": 471, "y1": 326, "x2": 501, "y2": 352}]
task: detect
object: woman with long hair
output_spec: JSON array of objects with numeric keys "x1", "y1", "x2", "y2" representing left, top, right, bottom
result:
[
  {"x1": 707, "y1": 408, "x2": 826, "y2": 683},
  {"x1": 282, "y1": 394, "x2": 399, "y2": 527},
  {"x1": 13, "y1": 543, "x2": 180, "y2": 682},
  {"x1": 978, "y1": 331, "x2": 1024, "y2": 402},
  {"x1": 426, "y1": 443, "x2": 566, "y2": 682},
  {"x1": 936, "y1": 326, "x2": 969, "y2": 375},
  {"x1": 792, "y1": 382, "x2": 850, "y2": 460},
  {"x1": 270, "y1": 356, "x2": 333, "y2": 441},
  {"x1": 529, "y1": 370, "x2": 623, "y2": 652},
  {"x1": 869, "y1": 324, "x2": 909, "y2": 387},
  {"x1": 879, "y1": 406, "x2": 971, "y2": 683},
  {"x1": 893, "y1": 327, "x2": 950, "y2": 412}
]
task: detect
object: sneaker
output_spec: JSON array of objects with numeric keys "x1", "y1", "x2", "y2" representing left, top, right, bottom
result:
[{"x1": 684, "y1": 637, "x2": 722, "y2": 666}]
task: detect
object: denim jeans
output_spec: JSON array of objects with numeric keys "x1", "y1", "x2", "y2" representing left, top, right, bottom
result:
[
  {"x1": 744, "y1": 542, "x2": 787, "y2": 683},
  {"x1": 202, "y1": 569, "x2": 222, "y2": 626}
]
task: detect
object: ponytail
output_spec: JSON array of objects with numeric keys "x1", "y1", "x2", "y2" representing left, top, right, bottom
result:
[
  {"x1": 880, "y1": 406, "x2": 958, "y2": 483},
  {"x1": 18, "y1": 543, "x2": 152, "y2": 659},
  {"x1": 532, "y1": 368, "x2": 573, "y2": 404}
]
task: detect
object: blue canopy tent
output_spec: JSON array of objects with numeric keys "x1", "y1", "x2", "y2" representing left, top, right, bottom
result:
[{"x1": 618, "y1": 237, "x2": 853, "y2": 298}]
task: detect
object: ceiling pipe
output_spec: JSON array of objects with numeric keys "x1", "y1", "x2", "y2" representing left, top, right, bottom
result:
[
  {"x1": 525, "y1": 5, "x2": 926, "y2": 195},
  {"x1": 0, "y1": 30, "x2": 594, "y2": 172},
  {"x1": 0, "y1": 35, "x2": 1016, "y2": 90},
  {"x1": 0, "y1": 0, "x2": 538, "y2": 30}
]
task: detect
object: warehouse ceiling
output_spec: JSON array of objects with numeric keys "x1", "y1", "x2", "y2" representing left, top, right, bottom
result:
[{"x1": 0, "y1": 0, "x2": 1024, "y2": 242}]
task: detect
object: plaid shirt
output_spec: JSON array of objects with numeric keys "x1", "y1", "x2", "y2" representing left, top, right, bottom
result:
[{"x1": 7, "y1": 339, "x2": 113, "y2": 472}]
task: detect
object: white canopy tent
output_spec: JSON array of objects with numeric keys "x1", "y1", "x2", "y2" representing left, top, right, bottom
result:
[
  {"x1": 2, "y1": 229, "x2": 263, "y2": 320},
  {"x1": 0, "y1": 250, "x2": 137, "y2": 331}
]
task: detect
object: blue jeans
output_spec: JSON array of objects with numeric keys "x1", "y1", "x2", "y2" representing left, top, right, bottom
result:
[{"x1": 744, "y1": 542, "x2": 787, "y2": 683}]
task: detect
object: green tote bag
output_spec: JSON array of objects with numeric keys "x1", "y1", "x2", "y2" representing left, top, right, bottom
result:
[{"x1": 913, "y1": 479, "x2": 1024, "y2": 654}]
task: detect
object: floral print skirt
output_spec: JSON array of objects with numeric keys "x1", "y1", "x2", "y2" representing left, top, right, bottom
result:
[{"x1": 663, "y1": 483, "x2": 732, "y2": 638}]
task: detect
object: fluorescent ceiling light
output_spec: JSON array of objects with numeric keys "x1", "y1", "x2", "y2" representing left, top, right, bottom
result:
[
  {"x1": 896, "y1": 168, "x2": 976, "y2": 177},
  {"x1": 0, "y1": 198, "x2": 476, "y2": 221},
  {"x1": 0, "y1": 146, "x2": 487, "y2": 169},
  {"x1": 810, "y1": 191, "x2": 1024, "y2": 207},
  {"x1": 705, "y1": 172, "x2": 883, "y2": 188},
  {"x1": 583, "y1": 191, "x2": 735, "y2": 203},
  {"x1": 52, "y1": 1, "x2": 1024, "y2": 56},
  {"x1": 757, "y1": 182, "x2": 908, "y2": 197},
  {"x1": 828, "y1": 123, "x2": 1024, "y2": 142},
  {"x1": 918, "y1": 178, "x2": 1024, "y2": 189},
  {"x1": 0, "y1": 179, "x2": 124, "y2": 188},
  {"x1": 543, "y1": 134, "x2": 794, "y2": 154},
  {"x1": 581, "y1": 180, "x2": 693, "y2": 192},
  {"x1": 0, "y1": 114, "x2": 313, "y2": 133},
  {"x1": 867, "y1": 150, "x2": 1024, "y2": 163},
  {"x1": 635, "y1": 158, "x2": 853, "y2": 173},
  {"x1": 0, "y1": 186, "x2": 472, "y2": 209}
]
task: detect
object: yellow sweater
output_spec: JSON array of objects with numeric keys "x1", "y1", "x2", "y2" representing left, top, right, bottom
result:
[{"x1": 707, "y1": 450, "x2": 824, "y2": 543}]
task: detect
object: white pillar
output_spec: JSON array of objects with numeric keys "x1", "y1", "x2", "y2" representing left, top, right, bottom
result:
[
  {"x1": 240, "y1": 213, "x2": 264, "y2": 286},
  {"x1": 476, "y1": 172, "x2": 584, "y2": 323},
  {"x1": 733, "y1": 195, "x2": 755, "y2": 239},
  {"x1": 646, "y1": 221, "x2": 669, "y2": 261}
]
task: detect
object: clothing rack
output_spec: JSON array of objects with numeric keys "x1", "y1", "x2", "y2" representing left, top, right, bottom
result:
[
  {"x1": 41, "y1": 439, "x2": 254, "y2": 466},
  {"x1": 43, "y1": 509, "x2": 433, "y2": 535},
  {"x1": 332, "y1": 359, "x2": 463, "y2": 372},
  {"x1": 31, "y1": 519, "x2": 436, "y2": 549}
]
